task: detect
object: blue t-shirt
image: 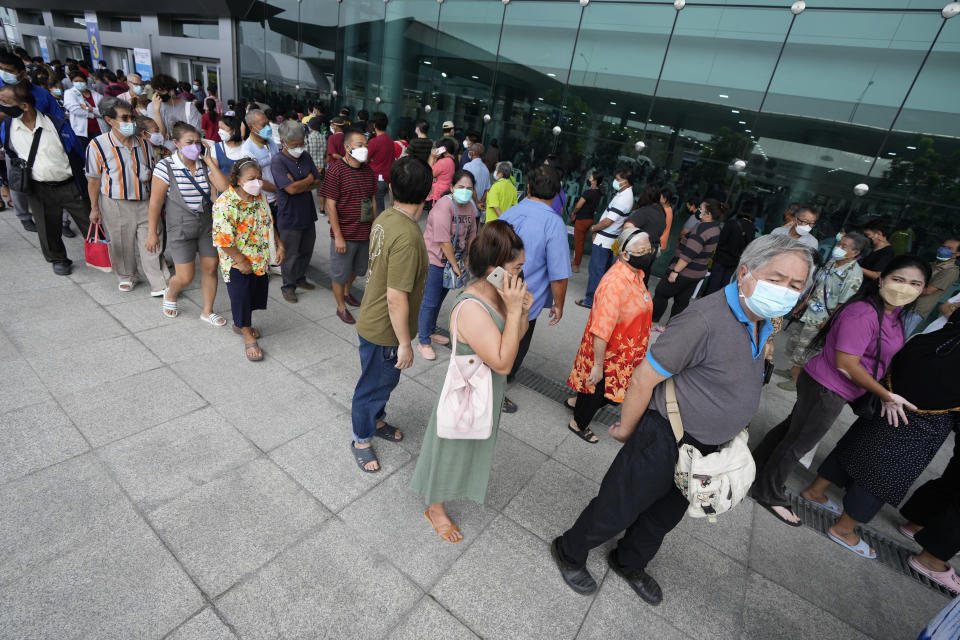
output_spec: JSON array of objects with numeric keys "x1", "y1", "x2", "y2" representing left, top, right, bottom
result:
[{"x1": 500, "y1": 198, "x2": 572, "y2": 320}]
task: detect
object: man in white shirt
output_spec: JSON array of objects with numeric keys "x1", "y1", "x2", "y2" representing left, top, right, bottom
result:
[
  {"x1": 116, "y1": 72, "x2": 146, "y2": 104},
  {"x1": 239, "y1": 109, "x2": 279, "y2": 213},
  {"x1": 577, "y1": 169, "x2": 635, "y2": 308},
  {"x1": 770, "y1": 205, "x2": 819, "y2": 251},
  {"x1": 0, "y1": 83, "x2": 90, "y2": 275}
]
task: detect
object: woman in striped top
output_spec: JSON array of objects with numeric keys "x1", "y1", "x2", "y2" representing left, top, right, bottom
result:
[
  {"x1": 145, "y1": 121, "x2": 230, "y2": 325},
  {"x1": 650, "y1": 199, "x2": 725, "y2": 332}
]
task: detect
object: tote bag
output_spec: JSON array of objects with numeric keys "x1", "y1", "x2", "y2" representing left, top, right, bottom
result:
[
  {"x1": 436, "y1": 298, "x2": 494, "y2": 440},
  {"x1": 84, "y1": 223, "x2": 112, "y2": 272}
]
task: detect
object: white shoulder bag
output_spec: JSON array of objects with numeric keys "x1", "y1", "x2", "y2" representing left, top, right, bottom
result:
[
  {"x1": 436, "y1": 298, "x2": 494, "y2": 440},
  {"x1": 664, "y1": 378, "x2": 755, "y2": 523}
]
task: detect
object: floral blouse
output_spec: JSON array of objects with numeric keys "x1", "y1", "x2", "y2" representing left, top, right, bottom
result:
[
  {"x1": 568, "y1": 260, "x2": 653, "y2": 403},
  {"x1": 212, "y1": 186, "x2": 273, "y2": 282}
]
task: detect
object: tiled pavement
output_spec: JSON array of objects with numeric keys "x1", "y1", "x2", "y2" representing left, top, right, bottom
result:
[{"x1": 0, "y1": 212, "x2": 954, "y2": 639}]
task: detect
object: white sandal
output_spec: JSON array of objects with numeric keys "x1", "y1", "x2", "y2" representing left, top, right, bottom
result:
[
  {"x1": 162, "y1": 299, "x2": 178, "y2": 318},
  {"x1": 200, "y1": 312, "x2": 226, "y2": 326},
  {"x1": 118, "y1": 281, "x2": 134, "y2": 292}
]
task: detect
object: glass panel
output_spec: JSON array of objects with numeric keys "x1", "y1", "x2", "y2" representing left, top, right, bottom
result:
[
  {"x1": 381, "y1": 0, "x2": 442, "y2": 132},
  {"x1": 299, "y1": 0, "x2": 339, "y2": 104},
  {"x1": 238, "y1": 2, "x2": 267, "y2": 105},
  {"x1": 342, "y1": 0, "x2": 386, "y2": 114}
]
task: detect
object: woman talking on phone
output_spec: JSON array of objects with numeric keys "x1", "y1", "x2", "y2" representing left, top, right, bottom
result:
[
  {"x1": 146, "y1": 121, "x2": 230, "y2": 326},
  {"x1": 410, "y1": 221, "x2": 531, "y2": 543}
]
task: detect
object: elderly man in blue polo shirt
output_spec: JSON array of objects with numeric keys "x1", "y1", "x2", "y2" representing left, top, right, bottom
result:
[
  {"x1": 551, "y1": 233, "x2": 814, "y2": 605},
  {"x1": 499, "y1": 164, "x2": 571, "y2": 412}
]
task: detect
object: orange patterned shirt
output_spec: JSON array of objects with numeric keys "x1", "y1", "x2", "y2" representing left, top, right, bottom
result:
[{"x1": 567, "y1": 260, "x2": 653, "y2": 402}]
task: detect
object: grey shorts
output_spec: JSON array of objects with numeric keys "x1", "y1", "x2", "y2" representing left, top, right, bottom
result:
[
  {"x1": 165, "y1": 210, "x2": 217, "y2": 265},
  {"x1": 785, "y1": 320, "x2": 822, "y2": 368},
  {"x1": 329, "y1": 239, "x2": 369, "y2": 283}
]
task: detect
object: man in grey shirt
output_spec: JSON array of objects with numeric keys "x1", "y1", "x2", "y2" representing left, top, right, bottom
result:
[
  {"x1": 551, "y1": 234, "x2": 814, "y2": 605},
  {"x1": 770, "y1": 204, "x2": 819, "y2": 251}
]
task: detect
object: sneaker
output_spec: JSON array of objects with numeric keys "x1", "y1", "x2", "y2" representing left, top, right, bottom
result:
[
  {"x1": 418, "y1": 343, "x2": 436, "y2": 360},
  {"x1": 282, "y1": 289, "x2": 298, "y2": 303},
  {"x1": 430, "y1": 334, "x2": 450, "y2": 346}
]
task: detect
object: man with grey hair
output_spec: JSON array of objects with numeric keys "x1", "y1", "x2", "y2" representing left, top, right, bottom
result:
[
  {"x1": 240, "y1": 109, "x2": 279, "y2": 214},
  {"x1": 485, "y1": 160, "x2": 517, "y2": 222},
  {"x1": 552, "y1": 233, "x2": 813, "y2": 605},
  {"x1": 270, "y1": 119, "x2": 322, "y2": 303},
  {"x1": 116, "y1": 72, "x2": 147, "y2": 103}
]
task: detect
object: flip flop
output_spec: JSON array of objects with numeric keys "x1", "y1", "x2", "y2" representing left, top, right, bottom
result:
[
  {"x1": 424, "y1": 509, "x2": 462, "y2": 544},
  {"x1": 502, "y1": 397, "x2": 518, "y2": 414},
  {"x1": 757, "y1": 501, "x2": 802, "y2": 527},
  {"x1": 374, "y1": 422, "x2": 403, "y2": 442},
  {"x1": 574, "y1": 299, "x2": 591, "y2": 309},
  {"x1": 568, "y1": 420, "x2": 599, "y2": 444},
  {"x1": 827, "y1": 530, "x2": 876, "y2": 559},
  {"x1": 804, "y1": 496, "x2": 842, "y2": 516},
  {"x1": 350, "y1": 441, "x2": 380, "y2": 473},
  {"x1": 908, "y1": 556, "x2": 960, "y2": 594}
]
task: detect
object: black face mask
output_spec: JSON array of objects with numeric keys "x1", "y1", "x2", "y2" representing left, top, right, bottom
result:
[
  {"x1": 0, "y1": 103, "x2": 23, "y2": 118},
  {"x1": 626, "y1": 251, "x2": 654, "y2": 272},
  {"x1": 158, "y1": 92, "x2": 171, "y2": 102}
]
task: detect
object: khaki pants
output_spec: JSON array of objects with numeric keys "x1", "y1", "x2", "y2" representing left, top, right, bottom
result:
[{"x1": 99, "y1": 197, "x2": 169, "y2": 291}]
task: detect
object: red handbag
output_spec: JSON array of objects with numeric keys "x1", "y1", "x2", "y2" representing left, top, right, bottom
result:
[{"x1": 84, "y1": 223, "x2": 112, "y2": 272}]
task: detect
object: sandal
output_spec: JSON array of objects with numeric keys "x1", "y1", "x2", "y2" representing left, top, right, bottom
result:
[
  {"x1": 575, "y1": 299, "x2": 591, "y2": 309},
  {"x1": 827, "y1": 530, "x2": 876, "y2": 559},
  {"x1": 350, "y1": 441, "x2": 380, "y2": 473},
  {"x1": 374, "y1": 422, "x2": 403, "y2": 442},
  {"x1": 502, "y1": 396, "x2": 518, "y2": 414},
  {"x1": 244, "y1": 341, "x2": 263, "y2": 362},
  {"x1": 757, "y1": 502, "x2": 802, "y2": 527},
  {"x1": 424, "y1": 509, "x2": 462, "y2": 544},
  {"x1": 898, "y1": 524, "x2": 919, "y2": 542},
  {"x1": 804, "y1": 495, "x2": 842, "y2": 516},
  {"x1": 908, "y1": 556, "x2": 960, "y2": 594},
  {"x1": 233, "y1": 325, "x2": 260, "y2": 339},
  {"x1": 162, "y1": 298, "x2": 178, "y2": 318},
  {"x1": 118, "y1": 281, "x2": 134, "y2": 292},
  {"x1": 200, "y1": 312, "x2": 227, "y2": 327},
  {"x1": 568, "y1": 420, "x2": 599, "y2": 444},
  {"x1": 564, "y1": 397, "x2": 576, "y2": 411}
]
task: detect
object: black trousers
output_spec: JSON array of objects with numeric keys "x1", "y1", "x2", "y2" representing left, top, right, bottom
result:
[
  {"x1": 278, "y1": 225, "x2": 316, "y2": 292},
  {"x1": 508, "y1": 318, "x2": 537, "y2": 379},
  {"x1": 704, "y1": 262, "x2": 736, "y2": 296},
  {"x1": 225, "y1": 268, "x2": 269, "y2": 328},
  {"x1": 652, "y1": 274, "x2": 701, "y2": 323},
  {"x1": 751, "y1": 370, "x2": 847, "y2": 507},
  {"x1": 26, "y1": 181, "x2": 91, "y2": 264},
  {"x1": 573, "y1": 376, "x2": 612, "y2": 429},
  {"x1": 817, "y1": 448, "x2": 885, "y2": 523},
  {"x1": 900, "y1": 436, "x2": 960, "y2": 562},
  {"x1": 558, "y1": 410, "x2": 717, "y2": 572}
]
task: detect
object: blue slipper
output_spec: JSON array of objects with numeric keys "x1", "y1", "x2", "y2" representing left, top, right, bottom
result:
[
  {"x1": 805, "y1": 496, "x2": 842, "y2": 516},
  {"x1": 827, "y1": 531, "x2": 876, "y2": 559},
  {"x1": 374, "y1": 422, "x2": 403, "y2": 442},
  {"x1": 350, "y1": 441, "x2": 380, "y2": 473}
]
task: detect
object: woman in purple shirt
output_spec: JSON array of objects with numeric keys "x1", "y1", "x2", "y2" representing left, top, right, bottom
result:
[{"x1": 751, "y1": 255, "x2": 931, "y2": 535}]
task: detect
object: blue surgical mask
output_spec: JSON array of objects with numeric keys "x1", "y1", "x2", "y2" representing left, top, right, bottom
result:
[
  {"x1": 742, "y1": 272, "x2": 801, "y2": 319},
  {"x1": 831, "y1": 246, "x2": 847, "y2": 261},
  {"x1": 937, "y1": 247, "x2": 955, "y2": 261},
  {"x1": 73, "y1": 82, "x2": 88, "y2": 92},
  {"x1": 612, "y1": 179, "x2": 621, "y2": 191},
  {"x1": 117, "y1": 122, "x2": 137, "y2": 137},
  {"x1": 131, "y1": 85, "x2": 144, "y2": 95},
  {"x1": 52, "y1": 88, "x2": 63, "y2": 97},
  {"x1": 452, "y1": 188, "x2": 473, "y2": 204},
  {"x1": 0, "y1": 70, "x2": 19, "y2": 85},
  {"x1": 258, "y1": 124, "x2": 272, "y2": 139}
]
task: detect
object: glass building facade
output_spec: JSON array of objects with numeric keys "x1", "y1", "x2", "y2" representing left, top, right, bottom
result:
[{"x1": 239, "y1": 0, "x2": 959, "y2": 272}]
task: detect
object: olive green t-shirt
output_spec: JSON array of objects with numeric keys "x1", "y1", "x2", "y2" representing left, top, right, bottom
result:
[{"x1": 356, "y1": 207, "x2": 429, "y2": 346}]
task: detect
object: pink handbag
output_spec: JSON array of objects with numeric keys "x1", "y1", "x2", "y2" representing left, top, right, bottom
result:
[{"x1": 436, "y1": 298, "x2": 494, "y2": 440}]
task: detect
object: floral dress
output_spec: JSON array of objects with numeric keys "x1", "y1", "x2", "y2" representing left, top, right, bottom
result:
[
  {"x1": 211, "y1": 187, "x2": 273, "y2": 282},
  {"x1": 568, "y1": 260, "x2": 653, "y2": 402}
]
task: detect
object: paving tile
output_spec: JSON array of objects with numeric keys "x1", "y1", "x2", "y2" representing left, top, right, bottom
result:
[
  {"x1": 499, "y1": 385, "x2": 576, "y2": 456},
  {"x1": 79, "y1": 276, "x2": 164, "y2": 306},
  {"x1": 269, "y1": 416, "x2": 412, "y2": 513},
  {"x1": 550, "y1": 429, "x2": 622, "y2": 485},
  {"x1": 171, "y1": 344, "x2": 292, "y2": 406},
  {"x1": 99, "y1": 407, "x2": 260, "y2": 512},
  {"x1": 298, "y1": 350, "x2": 363, "y2": 408},
  {"x1": 214, "y1": 371, "x2": 344, "y2": 451},
  {"x1": 147, "y1": 458, "x2": 329, "y2": 596},
  {"x1": 59, "y1": 366, "x2": 206, "y2": 447},
  {"x1": 741, "y1": 572, "x2": 872, "y2": 640},
  {"x1": 266, "y1": 284, "x2": 339, "y2": 321},
  {"x1": 181, "y1": 288, "x2": 310, "y2": 337},
  {"x1": 216, "y1": 518, "x2": 422, "y2": 639},
  {"x1": 0, "y1": 329, "x2": 20, "y2": 361},
  {"x1": 166, "y1": 608, "x2": 238, "y2": 640},
  {"x1": 137, "y1": 319, "x2": 244, "y2": 364},
  {"x1": 0, "y1": 357, "x2": 52, "y2": 413},
  {"x1": 339, "y1": 465, "x2": 495, "y2": 589},
  {"x1": 0, "y1": 454, "x2": 203, "y2": 638},
  {"x1": 104, "y1": 294, "x2": 202, "y2": 334},
  {"x1": 432, "y1": 515, "x2": 596, "y2": 640},
  {"x1": 0, "y1": 400, "x2": 88, "y2": 485},
  {"x1": 641, "y1": 528, "x2": 748, "y2": 640},
  {"x1": 485, "y1": 431, "x2": 550, "y2": 511},
  {"x1": 320, "y1": 311, "x2": 361, "y2": 346},
  {"x1": 576, "y1": 576, "x2": 691, "y2": 640},
  {"x1": 504, "y1": 459, "x2": 600, "y2": 543},
  {"x1": 749, "y1": 506, "x2": 947, "y2": 639},
  {"x1": 0, "y1": 248, "x2": 71, "y2": 294},
  {"x1": 26, "y1": 334, "x2": 162, "y2": 396},
  {"x1": 255, "y1": 324, "x2": 356, "y2": 371},
  {"x1": 388, "y1": 597, "x2": 480, "y2": 640},
  {"x1": 675, "y1": 498, "x2": 756, "y2": 565}
]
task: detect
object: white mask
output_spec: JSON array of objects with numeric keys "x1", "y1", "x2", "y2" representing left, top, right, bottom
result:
[
  {"x1": 795, "y1": 224, "x2": 813, "y2": 235},
  {"x1": 218, "y1": 128, "x2": 232, "y2": 142},
  {"x1": 463, "y1": 141, "x2": 472, "y2": 148},
  {"x1": 349, "y1": 146, "x2": 368, "y2": 163},
  {"x1": 287, "y1": 146, "x2": 305, "y2": 158},
  {"x1": 149, "y1": 132, "x2": 165, "y2": 147}
]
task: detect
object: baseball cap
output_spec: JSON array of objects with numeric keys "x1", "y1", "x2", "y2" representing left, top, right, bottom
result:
[
  {"x1": 442, "y1": 120, "x2": 455, "y2": 129},
  {"x1": 331, "y1": 116, "x2": 345, "y2": 125}
]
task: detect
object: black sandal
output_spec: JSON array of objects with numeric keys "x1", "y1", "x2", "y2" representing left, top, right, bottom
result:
[
  {"x1": 568, "y1": 420, "x2": 599, "y2": 444},
  {"x1": 564, "y1": 397, "x2": 576, "y2": 411},
  {"x1": 374, "y1": 422, "x2": 403, "y2": 442},
  {"x1": 350, "y1": 441, "x2": 380, "y2": 473},
  {"x1": 502, "y1": 396, "x2": 518, "y2": 414},
  {"x1": 757, "y1": 501, "x2": 802, "y2": 527}
]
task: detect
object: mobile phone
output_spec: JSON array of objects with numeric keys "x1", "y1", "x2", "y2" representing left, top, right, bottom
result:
[{"x1": 487, "y1": 266, "x2": 506, "y2": 290}]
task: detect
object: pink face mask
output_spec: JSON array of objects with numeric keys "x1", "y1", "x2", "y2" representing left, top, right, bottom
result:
[
  {"x1": 180, "y1": 143, "x2": 202, "y2": 160},
  {"x1": 241, "y1": 179, "x2": 263, "y2": 196}
]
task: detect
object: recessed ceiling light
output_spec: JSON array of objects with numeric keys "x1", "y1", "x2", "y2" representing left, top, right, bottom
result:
[
  {"x1": 471, "y1": 75, "x2": 479, "y2": 79},
  {"x1": 719, "y1": 94, "x2": 729, "y2": 99},
  {"x1": 441, "y1": 72, "x2": 447, "y2": 78},
  {"x1": 609, "y1": 101, "x2": 616, "y2": 105},
  {"x1": 888, "y1": 152, "x2": 896, "y2": 156},
  {"x1": 731, "y1": 109, "x2": 740, "y2": 114},
  {"x1": 538, "y1": 97, "x2": 544, "y2": 101},
  {"x1": 738, "y1": 121, "x2": 746, "y2": 125},
  {"x1": 630, "y1": 111, "x2": 636, "y2": 115},
  {"x1": 423, "y1": 60, "x2": 431, "y2": 65},
  {"x1": 547, "y1": 72, "x2": 556, "y2": 77},
  {"x1": 906, "y1": 145, "x2": 917, "y2": 150}
]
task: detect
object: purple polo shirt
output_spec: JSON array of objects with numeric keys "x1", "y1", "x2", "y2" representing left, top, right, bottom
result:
[{"x1": 271, "y1": 150, "x2": 321, "y2": 230}]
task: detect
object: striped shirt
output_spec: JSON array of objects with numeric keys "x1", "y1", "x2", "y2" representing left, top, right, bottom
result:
[
  {"x1": 672, "y1": 220, "x2": 721, "y2": 279},
  {"x1": 318, "y1": 159, "x2": 377, "y2": 242},
  {"x1": 85, "y1": 130, "x2": 155, "y2": 200},
  {"x1": 153, "y1": 155, "x2": 211, "y2": 212}
]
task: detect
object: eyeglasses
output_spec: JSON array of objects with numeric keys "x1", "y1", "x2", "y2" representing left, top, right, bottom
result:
[{"x1": 797, "y1": 218, "x2": 817, "y2": 226}]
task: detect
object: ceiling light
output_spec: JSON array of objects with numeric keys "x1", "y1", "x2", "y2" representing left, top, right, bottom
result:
[
  {"x1": 906, "y1": 145, "x2": 917, "y2": 150},
  {"x1": 630, "y1": 111, "x2": 636, "y2": 115},
  {"x1": 423, "y1": 60, "x2": 431, "y2": 65},
  {"x1": 738, "y1": 121, "x2": 746, "y2": 125},
  {"x1": 471, "y1": 75, "x2": 479, "y2": 79},
  {"x1": 888, "y1": 152, "x2": 896, "y2": 156},
  {"x1": 441, "y1": 72, "x2": 447, "y2": 78},
  {"x1": 731, "y1": 109, "x2": 740, "y2": 114},
  {"x1": 744, "y1": 129, "x2": 752, "y2": 133},
  {"x1": 538, "y1": 97, "x2": 544, "y2": 101},
  {"x1": 609, "y1": 101, "x2": 616, "y2": 105},
  {"x1": 719, "y1": 94, "x2": 729, "y2": 99},
  {"x1": 547, "y1": 72, "x2": 557, "y2": 77}
]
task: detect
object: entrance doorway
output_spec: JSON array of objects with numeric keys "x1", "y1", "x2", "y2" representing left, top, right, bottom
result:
[{"x1": 168, "y1": 57, "x2": 220, "y2": 93}]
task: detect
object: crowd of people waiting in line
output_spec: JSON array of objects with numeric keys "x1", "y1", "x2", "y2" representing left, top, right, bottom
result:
[{"x1": 3, "y1": 44, "x2": 960, "y2": 605}]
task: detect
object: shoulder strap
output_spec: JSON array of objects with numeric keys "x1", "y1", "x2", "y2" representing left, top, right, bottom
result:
[
  {"x1": 450, "y1": 297, "x2": 488, "y2": 355},
  {"x1": 177, "y1": 163, "x2": 213, "y2": 207},
  {"x1": 664, "y1": 378, "x2": 684, "y2": 443},
  {"x1": 25, "y1": 127, "x2": 44, "y2": 168},
  {"x1": 870, "y1": 304, "x2": 883, "y2": 378}
]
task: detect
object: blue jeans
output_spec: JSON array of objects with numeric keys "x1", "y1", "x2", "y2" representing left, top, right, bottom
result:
[
  {"x1": 583, "y1": 245, "x2": 613, "y2": 307},
  {"x1": 351, "y1": 336, "x2": 403, "y2": 443},
  {"x1": 417, "y1": 264, "x2": 450, "y2": 345}
]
